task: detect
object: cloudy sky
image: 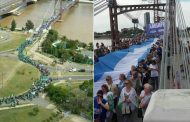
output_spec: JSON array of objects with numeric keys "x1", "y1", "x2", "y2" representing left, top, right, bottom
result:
[{"x1": 94, "y1": 0, "x2": 190, "y2": 32}]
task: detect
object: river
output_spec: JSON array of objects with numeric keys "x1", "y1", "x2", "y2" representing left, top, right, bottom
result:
[{"x1": 0, "y1": 0, "x2": 93, "y2": 43}]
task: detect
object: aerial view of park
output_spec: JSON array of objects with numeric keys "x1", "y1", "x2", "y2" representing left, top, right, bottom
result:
[{"x1": 0, "y1": 0, "x2": 93, "y2": 122}]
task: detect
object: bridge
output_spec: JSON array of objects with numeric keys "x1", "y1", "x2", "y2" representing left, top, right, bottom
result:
[
  {"x1": 0, "y1": 0, "x2": 78, "y2": 107},
  {"x1": 0, "y1": 0, "x2": 40, "y2": 16},
  {"x1": 95, "y1": 0, "x2": 190, "y2": 121},
  {"x1": 94, "y1": 0, "x2": 166, "y2": 50}
]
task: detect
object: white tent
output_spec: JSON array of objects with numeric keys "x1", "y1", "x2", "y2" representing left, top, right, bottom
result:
[{"x1": 144, "y1": 89, "x2": 190, "y2": 122}]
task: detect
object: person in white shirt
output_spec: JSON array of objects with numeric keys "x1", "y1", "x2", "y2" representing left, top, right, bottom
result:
[
  {"x1": 119, "y1": 80, "x2": 138, "y2": 122},
  {"x1": 173, "y1": 64, "x2": 184, "y2": 89},
  {"x1": 139, "y1": 83, "x2": 152, "y2": 116},
  {"x1": 105, "y1": 76, "x2": 118, "y2": 122},
  {"x1": 101, "y1": 84, "x2": 115, "y2": 122},
  {"x1": 149, "y1": 60, "x2": 159, "y2": 90}
]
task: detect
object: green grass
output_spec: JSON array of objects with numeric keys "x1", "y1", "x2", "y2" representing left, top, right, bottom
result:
[
  {"x1": 0, "y1": 106, "x2": 53, "y2": 122},
  {"x1": 0, "y1": 32, "x2": 26, "y2": 52},
  {"x1": 0, "y1": 57, "x2": 19, "y2": 78},
  {"x1": 0, "y1": 57, "x2": 40, "y2": 97}
]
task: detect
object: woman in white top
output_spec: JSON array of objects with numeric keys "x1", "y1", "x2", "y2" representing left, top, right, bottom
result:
[
  {"x1": 119, "y1": 80, "x2": 138, "y2": 122},
  {"x1": 101, "y1": 84, "x2": 115, "y2": 122},
  {"x1": 140, "y1": 83, "x2": 152, "y2": 116}
]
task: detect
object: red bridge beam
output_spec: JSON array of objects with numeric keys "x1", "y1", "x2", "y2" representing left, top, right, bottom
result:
[{"x1": 114, "y1": 3, "x2": 166, "y2": 15}]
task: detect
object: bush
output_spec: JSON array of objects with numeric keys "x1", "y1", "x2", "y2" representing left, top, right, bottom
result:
[
  {"x1": 28, "y1": 107, "x2": 39, "y2": 116},
  {"x1": 49, "y1": 116, "x2": 53, "y2": 120},
  {"x1": 33, "y1": 107, "x2": 39, "y2": 113},
  {"x1": 28, "y1": 111, "x2": 37, "y2": 116}
]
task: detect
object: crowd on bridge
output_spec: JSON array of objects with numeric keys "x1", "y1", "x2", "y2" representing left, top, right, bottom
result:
[
  {"x1": 94, "y1": 34, "x2": 147, "y2": 63},
  {"x1": 94, "y1": 38, "x2": 163, "y2": 122}
]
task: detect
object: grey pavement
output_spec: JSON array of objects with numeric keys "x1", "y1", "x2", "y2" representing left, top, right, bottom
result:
[{"x1": 52, "y1": 75, "x2": 93, "y2": 81}]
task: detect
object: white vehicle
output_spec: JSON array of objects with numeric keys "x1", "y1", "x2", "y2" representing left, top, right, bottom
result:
[{"x1": 69, "y1": 68, "x2": 77, "y2": 72}]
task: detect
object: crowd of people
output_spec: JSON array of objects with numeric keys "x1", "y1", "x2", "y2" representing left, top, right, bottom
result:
[
  {"x1": 112, "y1": 34, "x2": 147, "y2": 51},
  {"x1": 94, "y1": 38, "x2": 163, "y2": 122},
  {"x1": 94, "y1": 34, "x2": 147, "y2": 63},
  {"x1": 0, "y1": 25, "x2": 52, "y2": 106},
  {"x1": 94, "y1": 42, "x2": 110, "y2": 63}
]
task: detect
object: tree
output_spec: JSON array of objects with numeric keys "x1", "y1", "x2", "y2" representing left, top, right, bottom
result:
[
  {"x1": 60, "y1": 51, "x2": 70, "y2": 62},
  {"x1": 79, "y1": 80, "x2": 93, "y2": 97},
  {"x1": 73, "y1": 53, "x2": 84, "y2": 63},
  {"x1": 25, "y1": 20, "x2": 34, "y2": 30},
  {"x1": 48, "y1": 29, "x2": 58, "y2": 42},
  {"x1": 88, "y1": 42, "x2": 93, "y2": 51},
  {"x1": 11, "y1": 19, "x2": 16, "y2": 31},
  {"x1": 78, "y1": 42, "x2": 87, "y2": 48}
]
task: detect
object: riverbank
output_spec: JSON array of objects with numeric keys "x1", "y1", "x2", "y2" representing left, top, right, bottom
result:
[
  {"x1": 0, "y1": 0, "x2": 92, "y2": 43},
  {"x1": 60, "y1": 114, "x2": 91, "y2": 122},
  {"x1": 79, "y1": 0, "x2": 93, "y2": 4}
]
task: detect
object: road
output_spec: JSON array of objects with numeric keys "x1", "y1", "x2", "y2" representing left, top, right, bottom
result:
[
  {"x1": 0, "y1": 52, "x2": 17, "y2": 57},
  {"x1": 52, "y1": 75, "x2": 92, "y2": 81}
]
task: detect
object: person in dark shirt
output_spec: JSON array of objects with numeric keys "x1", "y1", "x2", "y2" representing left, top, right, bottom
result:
[
  {"x1": 157, "y1": 45, "x2": 162, "y2": 60},
  {"x1": 94, "y1": 90, "x2": 109, "y2": 122},
  {"x1": 142, "y1": 68, "x2": 151, "y2": 86}
]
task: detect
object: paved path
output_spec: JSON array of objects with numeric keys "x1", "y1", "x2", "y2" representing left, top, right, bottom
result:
[
  {"x1": 52, "y1": 75, "x2": 92, "y2": 81},
  {"x1": 0, "y1": 103, "x2": 34, "y2": 111}
]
